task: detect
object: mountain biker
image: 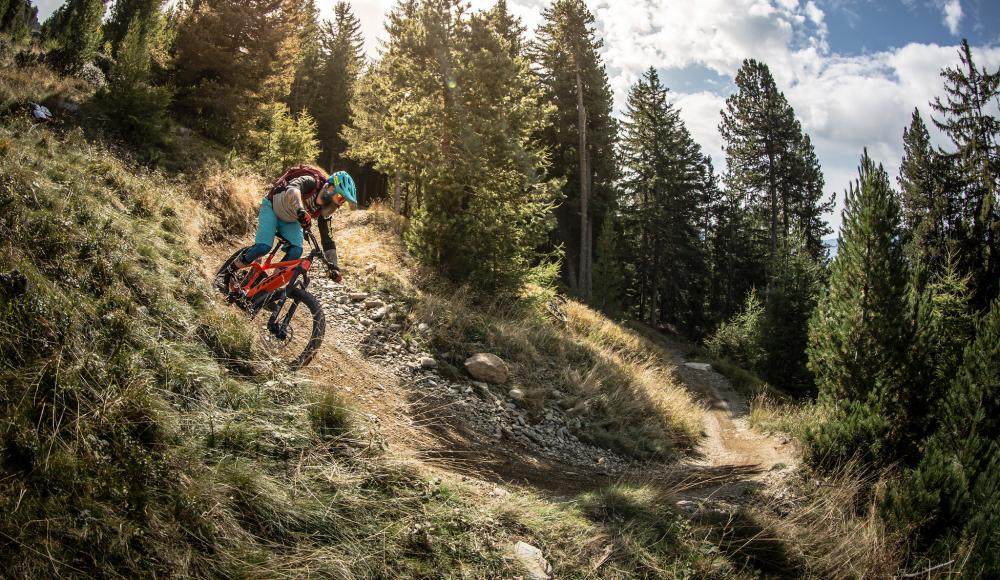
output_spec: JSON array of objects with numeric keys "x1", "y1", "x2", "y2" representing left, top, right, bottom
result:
[{"x1": 219, "y1": 166, "x2": 358, "y2": 294}]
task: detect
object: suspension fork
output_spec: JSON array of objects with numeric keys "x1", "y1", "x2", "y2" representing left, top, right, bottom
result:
[{"x1": 267, "y1": 265, "x2": 310, "y2": 339}]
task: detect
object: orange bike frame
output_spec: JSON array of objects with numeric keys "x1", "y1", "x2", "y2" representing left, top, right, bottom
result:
[{"x1": 241, "y1": 253, "x2": 313, "y2": 301}]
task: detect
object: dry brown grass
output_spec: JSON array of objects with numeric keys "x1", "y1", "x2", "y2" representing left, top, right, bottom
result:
[
  {"x1": 752, "y1": 461, "x2": 907, "y2": 578},
  {"x1": 191, "y1": 163, "x2": 266, "y2": 242},
  {"x1": 563, "y1": 301, "x2": 705, "y2": 449},
  {"x1": 334, "y1": 203, "x2": 415, "y2": 287},
  {"x1": 0, "y1": 60, "x2": 92, "y2": 115},
  {"x1": 749, "y1": 391, "x2": 830, "y2": 442}
]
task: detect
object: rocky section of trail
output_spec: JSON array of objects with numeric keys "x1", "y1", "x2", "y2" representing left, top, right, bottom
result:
[{"x1": 308, "y1": 273, "x2": 632, "y2": 473}]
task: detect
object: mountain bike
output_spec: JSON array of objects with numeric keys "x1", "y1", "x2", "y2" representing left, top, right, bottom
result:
[{"x1": 214, "y1": 226, "x2": 333, "y2": 369}]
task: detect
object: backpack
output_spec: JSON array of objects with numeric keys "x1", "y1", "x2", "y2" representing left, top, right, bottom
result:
[{"x1": 266, "y1": 165, "x2": 328, "y2": 202}]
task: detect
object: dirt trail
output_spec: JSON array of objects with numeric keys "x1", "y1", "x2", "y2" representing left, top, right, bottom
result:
[
  {"x1": 203, "y1": 215, "x2": 797, "y2": 504},
  {"x1": 629, "y1": 327, "x2": 797, "y2": 503}
]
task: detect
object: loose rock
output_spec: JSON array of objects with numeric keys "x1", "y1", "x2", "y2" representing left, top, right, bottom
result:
[
  {"x1": 465, "y1": 353, "x2": 510, "y2": 384},
  {"x1": 420, "y1": 357, "x2": 438, "y2": 370},
  {"x1": 509, "y1": 388, "x2": 525, "y2": 401},
  {"x1": 684, "y1": 362, "x2": 712, "y2": 372},
  {"x1": 510, "y1": 541, "x2": 552, "y2": 580}
]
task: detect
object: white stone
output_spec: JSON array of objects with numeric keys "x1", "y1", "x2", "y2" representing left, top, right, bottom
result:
[
  {"x1": 509, "y1": 388, "x2": 525, "y2": 401},
  {"x1": 684, "y1": 362, "x2": 713, "y2": 372},
  {"x1": 510, "y1": 542, "x2": 551, "y2": 580},
  {"x1": 420, "y1": 357, "x2": 438, "y2": 370}
]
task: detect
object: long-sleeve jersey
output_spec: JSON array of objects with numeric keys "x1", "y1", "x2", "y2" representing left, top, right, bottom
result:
[{"x1": 270, "y1": 175, "x2": 338, "y2": 258}]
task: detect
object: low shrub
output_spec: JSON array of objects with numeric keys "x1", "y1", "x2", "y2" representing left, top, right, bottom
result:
[
  {"x1": 705, "y1": 289, "x2": 764, "y2": 369},
  {"x1": 804, "y1": 400, "x2": 890, "y2": 470}
]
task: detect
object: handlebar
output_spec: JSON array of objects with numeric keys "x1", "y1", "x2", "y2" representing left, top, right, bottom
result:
[{"x1": 303, "y1": 225, "x2": 336, "y2": 270}]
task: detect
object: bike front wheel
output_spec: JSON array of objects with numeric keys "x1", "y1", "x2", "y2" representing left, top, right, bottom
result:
[{"x1": 251, "y1": 286, "x2": 326, "y2": 370}]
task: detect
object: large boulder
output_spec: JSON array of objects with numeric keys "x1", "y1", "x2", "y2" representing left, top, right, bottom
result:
[{"x1": 464, "y1": 353, "x2": 509, "y2": 384}]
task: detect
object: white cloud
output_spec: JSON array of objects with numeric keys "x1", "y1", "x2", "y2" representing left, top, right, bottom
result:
[
  {"x1": 942, "y1": 0, "x2": 963, "y2": 35},
  {"x1": 580, "y1": 0, "x2": 1000, "y2": 231},
  {"x1": 672, "y1": 91, "x2": 728, "y2": 162}
]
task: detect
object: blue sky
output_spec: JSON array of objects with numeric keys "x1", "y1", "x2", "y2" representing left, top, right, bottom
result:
[
  {"x1": 36, "y1": 0, "x2": 1000, "y2": 231},
  {"x1": 822, "y1": 0, "x2": 1000, "y2": 52}
]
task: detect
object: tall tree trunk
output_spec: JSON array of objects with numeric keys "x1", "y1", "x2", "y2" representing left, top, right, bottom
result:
[
  {"x1": 576, "y1": 66, "x2": 591, "y2": 300},
  {"x1": 393, "y1": 167, "x2": 402, "y2": 213},
  {"x1": 767, "y1": 148, "x2": 778, "y2": 298},
  {"x1": 586, "y1": 217, "x2": 593, "y2": 297}
]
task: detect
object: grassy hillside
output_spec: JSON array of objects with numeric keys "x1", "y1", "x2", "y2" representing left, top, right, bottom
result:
[{"x1": 335, "y1": 208, "x2": 703, "y2": 460}]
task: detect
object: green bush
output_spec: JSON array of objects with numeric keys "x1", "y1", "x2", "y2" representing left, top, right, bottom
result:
[
  {"x1": 804, "y1": 400, "x2": 890, "y2": 471},
  {"x1": 706, "y1": 288, "x2": 764, "y2": 369},
  {"x1": 94, "y1": 17, "x2": 171, "y2": 149}
]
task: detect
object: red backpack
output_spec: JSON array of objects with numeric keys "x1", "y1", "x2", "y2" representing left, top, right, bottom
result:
[{"x1": 266, "y1": 165, "x2": 329, "y2": 201}]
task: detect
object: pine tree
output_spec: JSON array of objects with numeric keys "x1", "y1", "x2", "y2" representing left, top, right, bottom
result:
[
  {"x1": 486, "y1": 0, "x2": 524, "y2": 58},
  {"x1": 931, "y1": 40, "x2": 1000, "y2": 311},
  {"x1": 97, "y1": 13, "x2": 172, "y2": 146},
  {"x1": 720, "y1": 58, "x2": 831, "y2": 294},
  {"x1": 900, "y1": 108, "x2": 960, "y2": 276},
  {"x1": 618, "y1": 68, "x2": 711, "y2": 332},
  {"x1": 43, "y1": 0, "x2": 105, "y2": 72},
  {"x1": 885, "y1": 295, "x2": 1000, "y2": 575},
  {"x1": 173, "y1": 0, "x2": 305, "y2": 144},
  {"x1": 287, "y1": 0, "x2": 323, "y2": 117},
  {"x1": 248, "y1": 102, "x2": 320, "y2": 176},
  {"x1": 760, "y1": 231, "x2": 822, "y2": 394},
  {"x1": 1, "y1": 0, "x2": 38, "y2": 41},
  {"x1": 345, "y1": 0, "x2": 559, "y2": 297},
  {"x1": 592, "y1": 212, "x2": 623, "y2": 317},
  {"x1": 344, "y1": 0, "x2": 422, "y2": 211},
  {"x1": 897, "y1": 262, "x2": 974, "y2": 455},
  {"x1": 706, "y1": 181, "x2": 757, "y2": 322},
  {"x1": 808, "y1": 150, "x2": 908, "y2": 406},
  {"x1": 104, "y1": 0, "x2": 163, "y2": 54},
  {"x1": 531, "y1": 0, "x2": 617, "y2": 298},
  {"x1": 314, "y1": 1, "x2": 364, "y2": 168}
]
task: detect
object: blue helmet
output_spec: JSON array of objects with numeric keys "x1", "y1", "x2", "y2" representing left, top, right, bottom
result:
[{"x1": 323, "y1": 171, "x2": 357, "y2": 206}]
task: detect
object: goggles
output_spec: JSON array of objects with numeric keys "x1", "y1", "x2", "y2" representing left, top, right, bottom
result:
[{"x1": 322, "y1": 185, "x2": 348, "y2": 207}]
